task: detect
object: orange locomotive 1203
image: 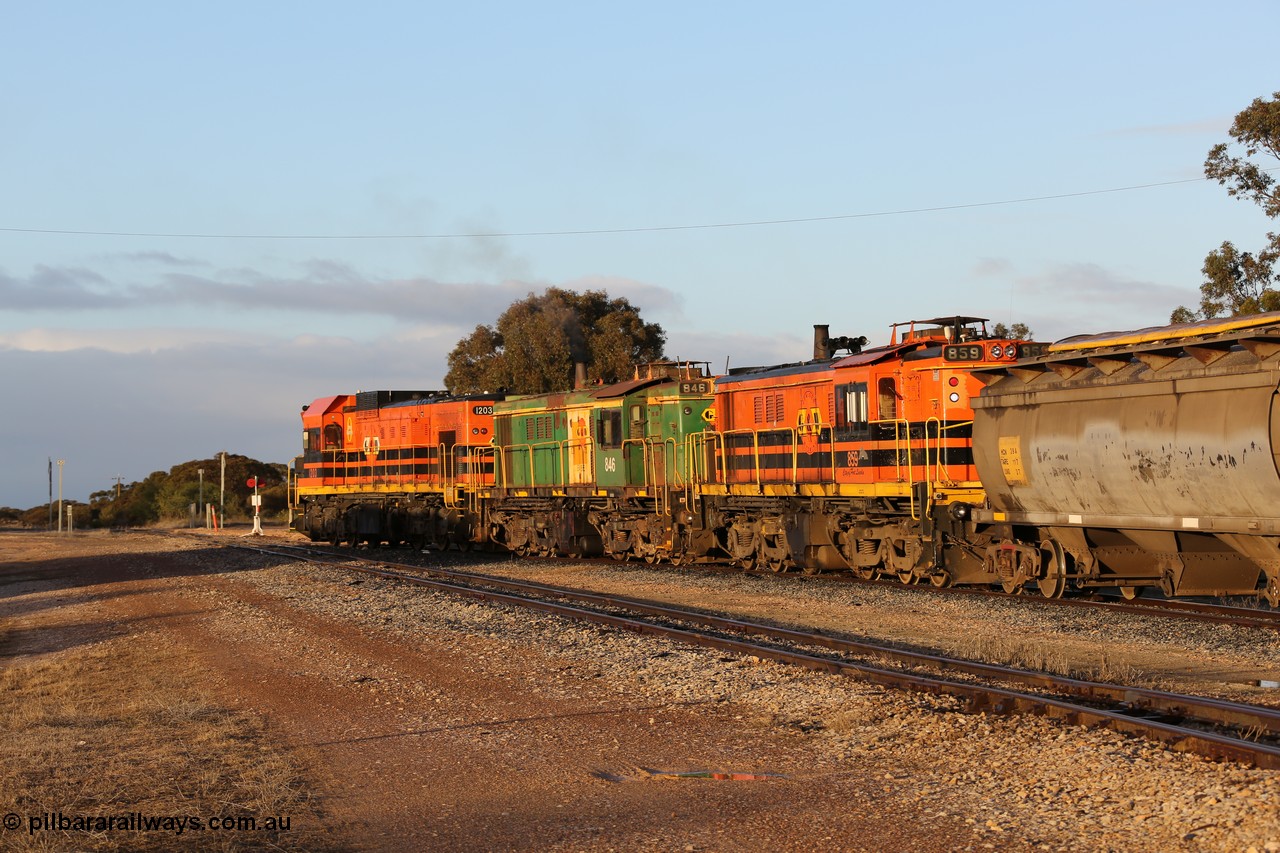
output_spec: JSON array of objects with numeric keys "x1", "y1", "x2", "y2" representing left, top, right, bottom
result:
[{"x1": 293, "y1": 390, "x2": 501, "y2": 549}]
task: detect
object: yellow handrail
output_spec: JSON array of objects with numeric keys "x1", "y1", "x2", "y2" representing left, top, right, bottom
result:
[
  {"x1": 621, "y1": 437, "x2": 650, "y2": 490},
  {"x1": 718, "y1": 428, "x2": 763, "y2": 489}
]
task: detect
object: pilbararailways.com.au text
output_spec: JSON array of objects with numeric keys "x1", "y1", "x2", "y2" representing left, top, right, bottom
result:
[{"x1": 7, "y1": 811, "x2": 292, "y2": 836}]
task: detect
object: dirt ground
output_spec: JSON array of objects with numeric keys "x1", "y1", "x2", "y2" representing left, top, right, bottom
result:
[{"x1": 2, "y1": 528, "x2": 1278, "y2": 852}]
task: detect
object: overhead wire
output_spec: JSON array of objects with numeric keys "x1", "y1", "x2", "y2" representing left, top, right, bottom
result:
[{"x1": 0, "y1": 174, "x2": 1230, "y2": 241}]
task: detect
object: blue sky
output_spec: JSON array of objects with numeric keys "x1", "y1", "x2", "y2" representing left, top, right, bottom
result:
[{"x1": 2, "y1": 1, "x2": 1277, "y2": 509}]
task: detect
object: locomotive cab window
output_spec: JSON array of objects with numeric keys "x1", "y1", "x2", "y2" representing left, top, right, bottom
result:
[
  {"x1": 323, "y1": 423, "x2": 343, "y2": 449},
  {"x1": 835, "y1": 382, "x2": 869, "y2": 437},
  {"x1": 630, "y1": 404, "x2": 645, "y2": 438},
  {"x1": 878, "y1": 378, "x2": 898, "y2": 420},
  {"x1": 597, "y1": 410, "x2": 623, "y2": 449}
]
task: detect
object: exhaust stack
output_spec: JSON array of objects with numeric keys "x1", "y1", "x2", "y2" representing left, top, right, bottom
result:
[{"x1": 813, "y1": 325, "x2": 831, "y2": 360}]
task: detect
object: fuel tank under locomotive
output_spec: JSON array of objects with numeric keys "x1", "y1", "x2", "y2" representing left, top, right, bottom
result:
[{"x1": 971, "y1": 316, "x2": 1280, "y2": 605}]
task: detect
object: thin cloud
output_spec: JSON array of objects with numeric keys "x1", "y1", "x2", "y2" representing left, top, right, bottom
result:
[
  {"x1": 1014, "y1": 262, "x2": 1192, "y2": 305},
  {"x1": 968, "y1": 260, "x2": 1200, "y2": 341},
  {"x1": 114, "y1": 251, "x2": 208, "y2": 267},
  {"x1": 1106, "y1": 117, "x2": 1231, "y2": 137},
  {"x1": 0, "y1": 265, "x2": 126, "y2": 310},
  {"x1": 664, "y1": 328, "x2": 811, "y2": 373},
  {"x1": 972, "y1": 257, "x2": 1014, "y2": 276},
  {"x1": 0, "y1": 327, "x2": 262, "y2": 353},
  {"x1": 0, "y1": 258, "x2": 682, "y2": 327}
]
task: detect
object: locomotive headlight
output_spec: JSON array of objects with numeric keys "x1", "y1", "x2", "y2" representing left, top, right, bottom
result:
[
  {"x1": 990, "y1": 344, "x2": 1003, "y2": 358},
  {"x1": 949, "y1": 502, "x2": 972, "y2": 521},
  {"x1": 949, "y1": 392, "x2": 960, "y2": 403}
]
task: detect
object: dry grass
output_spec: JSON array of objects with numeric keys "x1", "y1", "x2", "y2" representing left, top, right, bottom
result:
[
  {"x1": 821, "y1": 704, "x2": 882, "y2": 733},
  {"x1": 953, "y1": 634, "x2": 1141, "y2": 684},
  {"x1": 0, "y1": 640, "x2": 339, "y2": 852}
]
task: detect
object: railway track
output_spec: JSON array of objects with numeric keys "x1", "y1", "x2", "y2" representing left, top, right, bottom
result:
[
  {"x1": 835, "y1": 573, "x2": 1280, "y2": 631},
  {"x1": 408, "y1": 546, "x2": 1280, "y2": 632},
  {"x1": 213, "y1": 537, "x2": 1280, "y2": 769}
]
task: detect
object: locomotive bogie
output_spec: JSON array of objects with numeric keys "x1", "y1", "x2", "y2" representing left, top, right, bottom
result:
[
  {"x1": 295, "y1": 493, "x2": 468, "y2": 549},
  {"x1": 587, "y1": 497, "x2": 699, "y2": 564},
  {"x1": 487, "y1": 498, "x2": 602, "y2": 558}
]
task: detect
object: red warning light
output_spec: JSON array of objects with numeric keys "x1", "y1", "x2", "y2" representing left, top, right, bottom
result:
[{"x1": 246, "y1": 478, "x2": 257, "y2": 488}]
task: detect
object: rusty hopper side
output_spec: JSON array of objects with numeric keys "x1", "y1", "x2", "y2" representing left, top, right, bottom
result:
[{"x1": 970, "y1": 311, "x2": 1280, "y2": 605}]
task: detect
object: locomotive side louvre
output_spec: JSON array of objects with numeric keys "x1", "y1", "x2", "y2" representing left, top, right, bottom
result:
[
  {"x1": 294, "y1": 391, "x2": 500, "y2": 548},
  {"x1": 972, "y1": 311, "x2": 1280, "y2": 605}
]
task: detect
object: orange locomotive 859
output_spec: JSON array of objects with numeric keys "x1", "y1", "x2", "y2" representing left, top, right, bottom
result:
[
  {"x1": 681, "y1": 316, "x2": 1045, "y2": 585},
  {"x1": 293, "y1": 389, "x2": 502, "y2": 548}
]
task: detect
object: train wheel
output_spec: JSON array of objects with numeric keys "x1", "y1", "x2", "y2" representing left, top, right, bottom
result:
[
  {"x1": 1119, "y1": 585, "x2": 1141, "y2": 600},
  {"x1": 1037, "y1": 541, "x2": 1067, "y2": 599},
  {"x1": 1037, "y1": 574, "x2": 1066, "y2": 599},
  {"x1": 929, "y1": 570, "x2": 951, "y2": 588},
  {"x1": 1001, "y1": 579, "x2": 1024, "y2": 594},
  {"x1": 898, "y1": 570, "x2": 916, "y2": 584},
  {"x1": 853, "y1": 567, "x2": 876, "y2": 581}
]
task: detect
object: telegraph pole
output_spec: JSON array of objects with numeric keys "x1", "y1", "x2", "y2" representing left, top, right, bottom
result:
[
  {"x1": 220, "y1": 452, "x2": 226, "y2": 527},
  {"x1": 56, "y1": 460, "x2": 65, "y2": 534}
]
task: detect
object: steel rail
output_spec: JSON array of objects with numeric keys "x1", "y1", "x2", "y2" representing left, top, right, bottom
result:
[
  {"x1": 1088, "y1": 594, "x2": 1280, "y2": 627},
  {"x1": 492, "y1": 549, "x2": 1280, "y2": 632},
  {"x1": 227, "y1": 540, "x2": 1280, "y2": 769},
  {"x1": 840, "y1": 573, "x2": 1280, "y2": 631}
]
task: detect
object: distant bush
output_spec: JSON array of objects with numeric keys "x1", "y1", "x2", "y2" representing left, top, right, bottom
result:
[{"x1": 11, "y1": 454, "x2": 288, "y2": 529}]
